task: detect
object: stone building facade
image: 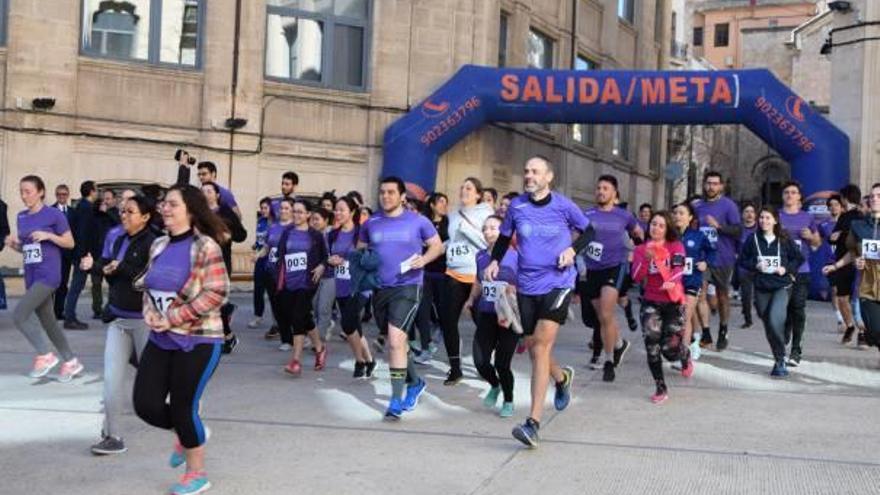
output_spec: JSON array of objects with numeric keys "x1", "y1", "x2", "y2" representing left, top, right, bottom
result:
[{"x1": 0, "y1": 0, "x2": 670, "y2": 272}]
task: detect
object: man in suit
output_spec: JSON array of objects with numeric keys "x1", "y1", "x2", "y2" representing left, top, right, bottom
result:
[
  {"x1": 63, "y1": 180, "x2": 98, "y2": 330},
  {"x1": 52, "y1": 184, "x2": 74, "y2": 319}
]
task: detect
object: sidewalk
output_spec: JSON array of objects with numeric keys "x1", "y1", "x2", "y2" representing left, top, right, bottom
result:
[{"x1": 0, "y1": 295, "x2": 878, "y2": 494}]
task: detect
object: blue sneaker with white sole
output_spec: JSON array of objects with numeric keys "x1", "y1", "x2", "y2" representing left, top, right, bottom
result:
[
  {"x1": 169, "y1": 471, "x2": 211, "y2": 495},
  {"x1": 512, "y1": 418, "x2": 540, "y2": 448},
  {"x1": 554, "y1": 366, "x2": 574, "y2": 411},
  {"x1": 403, "y1": 378, "x2": 427, "y2": 411},
  {"x1": 384, "y1": 397, "x2": 404, "y2": 421}
]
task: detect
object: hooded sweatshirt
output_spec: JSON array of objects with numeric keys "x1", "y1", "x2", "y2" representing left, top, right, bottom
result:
[{"x1": 445, "y1": 202, "x2": 494, "y2": 283}]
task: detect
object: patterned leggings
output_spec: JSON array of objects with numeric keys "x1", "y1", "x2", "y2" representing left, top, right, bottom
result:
[{"x1": 640, "y1": 301, "x2": 689, "y2": 383}]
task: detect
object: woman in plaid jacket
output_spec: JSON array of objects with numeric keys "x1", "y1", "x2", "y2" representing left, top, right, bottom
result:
[{"x1": 132, "y1": 184, "x2": 230, "y2": 495}]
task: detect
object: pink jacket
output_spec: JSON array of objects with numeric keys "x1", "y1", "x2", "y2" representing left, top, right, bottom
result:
[{"x1": 632, "y1": 240, "x2": 686, "y2": 304}]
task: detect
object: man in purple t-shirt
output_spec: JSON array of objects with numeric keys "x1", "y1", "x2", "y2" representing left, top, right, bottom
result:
[
  {"x1": 485, "y1": 155, "x2": 592, "y2": 448},
  {"x1": 357, "y1": 177, "x2": 443, "y2": 421},
  {"x1": 195, "y1": 162, "x2": 241, "y2": 219},
  {"x1": 779, "y1": 181, "x2": 821, "y2": 366},
  {"x1": 693, "y1": 171, "x2": 741, "y2": 352},
  {"x1": 271, "y1": 171, "x2": 299, "y2": 220}
]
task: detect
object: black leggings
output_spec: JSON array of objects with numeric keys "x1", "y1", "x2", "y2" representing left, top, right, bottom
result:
[
  {"x1": 413, "y1": 273, "x2": 444, "y2": 349},
  {"x1": 576, "y1": 281, "x2": 602, "y2": 356},
  {"x1": 640, "y1": 301, "x2": 688, "y2": 383},
  {"x1": 438, "y1": 276, "x2": 472, "y2": 371},
  {"x1": 472, "y1": 311, "x2": 518, "y2": 403},
  {"x1": 861, "y1": 299, "x2": 880, "y2": 348},
  {"x1": 276, "y1": 288, "x2": 317, "y2": 342},
  {"x1": 133, "y1": 340, "x2": 222, "y2": 449},
  {"x1": 338, "y1": 294, "x2": 366, "y2": 336}
]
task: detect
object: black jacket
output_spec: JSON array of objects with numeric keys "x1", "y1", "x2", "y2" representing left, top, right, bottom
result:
[
  {"x1": 0, "y1": 198, "x2": 8, "y2": 251},
  {"x1": 216, "y1": 204, "x2": 247, "y2": 273},
  {"x1": 738, "y1": 232, "x2": 804, "y2": 291},
  {"x1": 52, "y1": 202, "x2": 75, "y2": 259},
  {"x1": 103, "y1": 227, "x2": 156, "y2": 315},
  {"x1": 71, "y1": 198, "x2": 96, "y2": 259}
]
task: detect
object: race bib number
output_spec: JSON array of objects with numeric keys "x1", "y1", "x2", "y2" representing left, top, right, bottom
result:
[
  {"x1": 648, "y1": 261, "x2": 659, "y2": 274},
  {"x1": 22, "y1": 243, "x2": 43, "y2": 265},
  {"x1": 584, "y1": 241, "x2": 604, "y2": 262},
  {"x1": 862, "y1": 239, "x2": 880, "y2": 261},
  {"x1": 683, "y1": 257, "x2": 694, "y2": 276},
  {"x1": 268, "y1": 247, "x2": 279, "y2": 263},
  {"x1": 285, "y1": 252, "x2": 307, "y2": 272},
  {"x1": 482, "y1": 281, "x2": 507, "y2": 303},
  {"x1": 758, "y1": 256, "x2": 781, "y2": 274},
  {"x1": 149, "y1": 290, "x2": 176, "y2": 318},
  {"x1": 446, "y1": 242, "x2": 473, "y2": 265},
  {"x1": 700, "y1": 227, "x2": 718, "y2": 244},
  {"x1": 335, "y1": 260, "x2": 351, "y2": 280}
]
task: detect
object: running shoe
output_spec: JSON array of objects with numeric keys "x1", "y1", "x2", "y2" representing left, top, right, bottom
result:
[
  {"x1": 857, "y1": 332, "x2": 869, "y2": 349},
  {"x1": 428, "y1": 342, "x2": 439, "y2": 355},
  {"x1": 413, "y1": 351, "x2": 432, "y2": 365},
  {"x1": 740, "y1": 319, "x2": 753, "y2": 329},
  {"x1": 284, "y1": 359, "x2": 302, "y2": 376},
  {"x1": 403, "y1": 378, "x2": 427, "y2": 411},
  {"x1": 264, "y1": 326, "x2": 279, "y2": 340},
  {"x1": 515, "y1": 340, "x2": 527, "y2": 354},
  {"x1": 169, "y1": 428, "x2": 210, "y2": 469},
  {"x1": 90, "y1": 435, "x2": 127, "y2": 455},
  {"x1": 364, "y1": 360, "x2": 377, "y2": 379},
  {"x1": 699, "y1": 331, "x2": 713, "y2": 348},
  {"x1": 29, "y1": 352, "x2": 59, "y2": 378},
  {"x1": 690, "y1": 340, "x2": 702, "y2": 361},
  {"x1": 770, "y1": 360, "x2": 789, "y2": 378},
  {"x1": 278, "y1": 343, "x2": 292, "y2": 351},
  {"x1": 554, "y1": 366, "x2": 574, "y2": 411},
  {"x1": 384, "y1": 398, "x2": 404, "y2": 421},
  {"x1": 602, "y1": 361, "x2": 615, "y2": 382},
  {"x1": 650, "y1": 383, "x2": 668, "y2": 404},
  {"x1": 169, "y1": 471, "x2": 211, "y2": 495},
  {"x1": 247, "y1": 317, "x2": 263, "y2": 329},
  {"x1": 787, "y1": 351, "x2": 801, "y2": 367},
  {"x1": 588, "y1": 355, "x2": 602, "y2": 370},
  {"x1": 314, "y1": 346, "x2": 327, "y2": 371},
  {"x1": 58, "y1": 358, "x2": 84, "y2": 383},
  {"x1": 499, "y1": 402, "x2": 514, "y2": 418},
  {"x1": 716, "y1": 329, "x2": 729, "y2": 352},
  {"x1": 221, "y1": 335, "x2": 238, "y2": 355},
  {"x1": 842, "y1": 326, "x2": 855, "y2": 344},
  {"x1": 681, "y1": 358, "x2": 695, "y2": 378},
  {"x1": 483, "y1": 386, "x2": 501, "y2": 408},
  {"x1": 612, "y1": 339, "x2": 630, "y2": 367},
  {"x1": 512, "y1": 418, "x2": 540, "y2": 448},
  {"x1": 443, "y1": 368, "x2": 463, "y2": 386},
  {"x1": 353, "y1": 361, "x2": 366, "y2": 379}
]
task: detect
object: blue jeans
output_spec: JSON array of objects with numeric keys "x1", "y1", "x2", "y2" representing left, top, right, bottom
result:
[
  {"x1": 755, "y1": 287, "x2": 791, "y2": 362},
  {"x1": 253, "y1": 257, "x2": 268, "y2": 318},
  {"x1": 64, "y1": 265, "x2": 88, "y2": 321}
]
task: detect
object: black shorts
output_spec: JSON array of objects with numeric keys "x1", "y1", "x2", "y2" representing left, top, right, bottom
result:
[
  {"x1": 277, "y1": 288, "x2": 317, "y2": 336},
  {"x1": 374, "y1": 285, "x2": 421, "y2": 334},
  {"x1": 685, "y1": 286, "x2": 701, "y2": 297},
  {"x1": 583, "y1": 265, "x2": 628, "y2": 300},
  {"x1": 337, "y1": 294, "x2": 365, "y2": 336},
  {"x1": 831, "y1": 265, "x2": 856, "y2": 297},
  {"x1": 518, "y1": 288, "x2": 573, "y2": 336},
  {"x1": 706, "y1": 266, "x2": 734, "y2": 292}
]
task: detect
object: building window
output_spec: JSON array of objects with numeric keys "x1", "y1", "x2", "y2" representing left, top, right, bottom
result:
[
  {"x1": 612, "y1": 125, "x2": 630, "y2": 161},
  {"x1": 714, "y1": 22, "x2": 729, "y2": 47},
  {"x1": 693, "y1": 26, "x2": 703, "y2": 47},
  {"x1": 0, "y1": 0, "x2": 7, "y2": 46},
  {"x1": 81, "y1": 0, "x2": 204, "y2": 68},
  {"x1": 498, "y1": 12, "x2": 508, "y2": 67},
  {"x1": 526, "y1": 28, "x2": 553, "y2": 69},
  {"x1": 572, "y1": 56, "x2": 597, "y2": 147},
  {"x1": 266, "y1": 0, "x2": 370, "y2": 91},
  {"x1": 617, "y1": 0, "x2": 634, "y2": 24}
]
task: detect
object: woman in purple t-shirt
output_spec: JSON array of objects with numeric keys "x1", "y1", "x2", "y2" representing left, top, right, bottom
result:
[
  {"x1": 329, "y1": 196, "x2": 375, "y2": 378},
  {"x1": 5, "y1": 175, "x2": 82, "y2": 382}
]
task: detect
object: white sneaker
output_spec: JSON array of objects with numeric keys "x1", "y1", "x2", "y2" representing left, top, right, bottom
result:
[
  {"x1": 690, "y1": 341, "x2": 702, "y2": 361},
  {"x1": 413, "y1": 352, "x2": 432, "y2": 365},
  {"x1": 247, "y1": 317, "x2": 263, "y2": 329},
  {"x1": 278, "y1": 343, "x2": 292, "y2": 351}
]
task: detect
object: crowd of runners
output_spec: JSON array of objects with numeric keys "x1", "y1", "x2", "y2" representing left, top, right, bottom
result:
[{"x1": 2, "y1": 152, "x2": 879, "y2": 494}]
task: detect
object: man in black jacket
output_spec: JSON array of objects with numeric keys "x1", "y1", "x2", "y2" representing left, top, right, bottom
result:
[
  {"x1": 52, "y1": 184, "x2": 74, "y2": 319},
  {"x1": 63, "y1": 180, "x2": 99, "y2": 329},
  {"x1": 0, "y1": 197, "x2": 8, "y2": 310},
  {"x1": 90, "y1": 189, "x2": 121, "y2": 319}
]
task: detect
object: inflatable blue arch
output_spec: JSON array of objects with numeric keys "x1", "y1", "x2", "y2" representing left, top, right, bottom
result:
[{"x1": 382, "y1": 65, "x2": 849, "y2": 201}]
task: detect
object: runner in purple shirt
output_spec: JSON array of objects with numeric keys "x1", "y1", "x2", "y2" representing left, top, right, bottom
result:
[
  {"x1": 357, "y1": 177, "x2": 444, "y2": 421},
  {"x1": 6, "y1": 175, "x2": 82, "y2": 382},
  {"x1": 779, "y1": 181, "x2": 822, "y2": 366},
  {"x1": 579, "y1": 175, "x2": 644, "y2": 382},
  {"x1": 270, "y1": 171, "x2": 299, "y2": 219},
  {"x1": 484, "y1": 156, "x2": 591, "y2": 448},
  {"x1": 693, "y1": 171, "x2": 741, "y2": 352},
  {"x1": 195, "y1": 161, "x2": 241, "y2": 218}
]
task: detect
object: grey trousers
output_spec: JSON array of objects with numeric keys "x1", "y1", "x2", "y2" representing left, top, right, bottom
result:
[
  {"x1": 102, "y1": 318, "x2": 150, "y2": 438},
  {"x1": 755, "y1": 287, "x2": 791, "y2": 362},
  {"x1": 313, "y1": 277, "x2": 337, "y2": 335},
  {"x1": 13, "y1": 282, "x2": 75, "y2": 361}
]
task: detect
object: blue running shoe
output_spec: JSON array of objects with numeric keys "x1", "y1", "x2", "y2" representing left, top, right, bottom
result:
[
  {"x1": 403, "y1": 378, "x2": 427, "y2": 412},
  {"x1": 169, "y1": 471, "x2": 211, "y2": 495},
  {"x1": 554, "y1": 366, "x2": 574, "y2": 411},
  {"x1": 483, "y1": 386, "x2": 501, "y2": 409},
  {"x1": 512, "y1": 418, "x2": 540, "y2": 448},
  {"x1": 770, "y1": 360, "x2": 789, "y2": 378},
  {"x1": 384, "y1": 398, "x2": 404, "y2": 421}
]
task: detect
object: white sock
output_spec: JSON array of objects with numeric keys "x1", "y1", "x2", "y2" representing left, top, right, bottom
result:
[
  {"x1": 835, "y1": 310, "x2": 844, "y2": 324},
  {"x1": 604, "y1": 351, "x2": 614, "y2": 362}
]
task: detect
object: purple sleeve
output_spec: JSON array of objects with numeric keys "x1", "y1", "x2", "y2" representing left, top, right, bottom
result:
[
  {"x1": 625, "y1": 213, "x2": 638, "y2": 232},
  {"x1": 220, "y1": 187, "x2": 238, "y2": 208},
  {"x1": 419, "y1": 215, "x2": 438, "y2": 242},
  {"x1": 53, "y1": 209, "x2": 70, "y2": 236},
  {"x1": 358, "y1": 221, "x2": 370, "y2": 244},
  {"x1": 500, "y1": 208, "x2": 515, "y2": 237},
  {"x1": 726, "y1": 200, "x2": 741, "y2": 226},
  {"x1": 101, "y1": 234, "x2": 114, "y2": 259},
  {"x1": 566, "y1": 200, "x2": 590, "y2": 232}
]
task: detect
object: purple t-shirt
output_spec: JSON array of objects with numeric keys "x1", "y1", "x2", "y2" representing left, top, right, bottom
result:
[
  {"x1": 694, "y1": 196, "x2": 741, "y2": 268},
  {"x1": 331, "y1": 228, "x2": 358, "y2": 298},
  {"x1": 144, "y1": 236, "x2": 216, "y2": 351},
  {"x1": 583, "y1": 207, "x2": 638, "y2": 270},
  {"x1": 500, "y1": 193, "x2": 590, "y2": 295},
  {"x1": 476, "y1": 249, "x2": 518, "y2": 313},
  {"x1": 17, "y1": 206, "x2": 71, "y2": 290},
  {"x1": 779, "y1": 209, "x2": 817, "y2": 273},
  {"x1": 101, "y1": 225, "x2": 126, "y2": 259},
  {"x1": 264, "y1": 222, "x2": 289, "y2": 273},
  {"x1": 359, "y1": 210, "x2": 438, "y2": 288},
  {"x1": 280, "y1": 228, "x2": 319, "y2": 291},
  {"x1": 216, "y1": 184, "x2": 238, "y2": 210}
]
